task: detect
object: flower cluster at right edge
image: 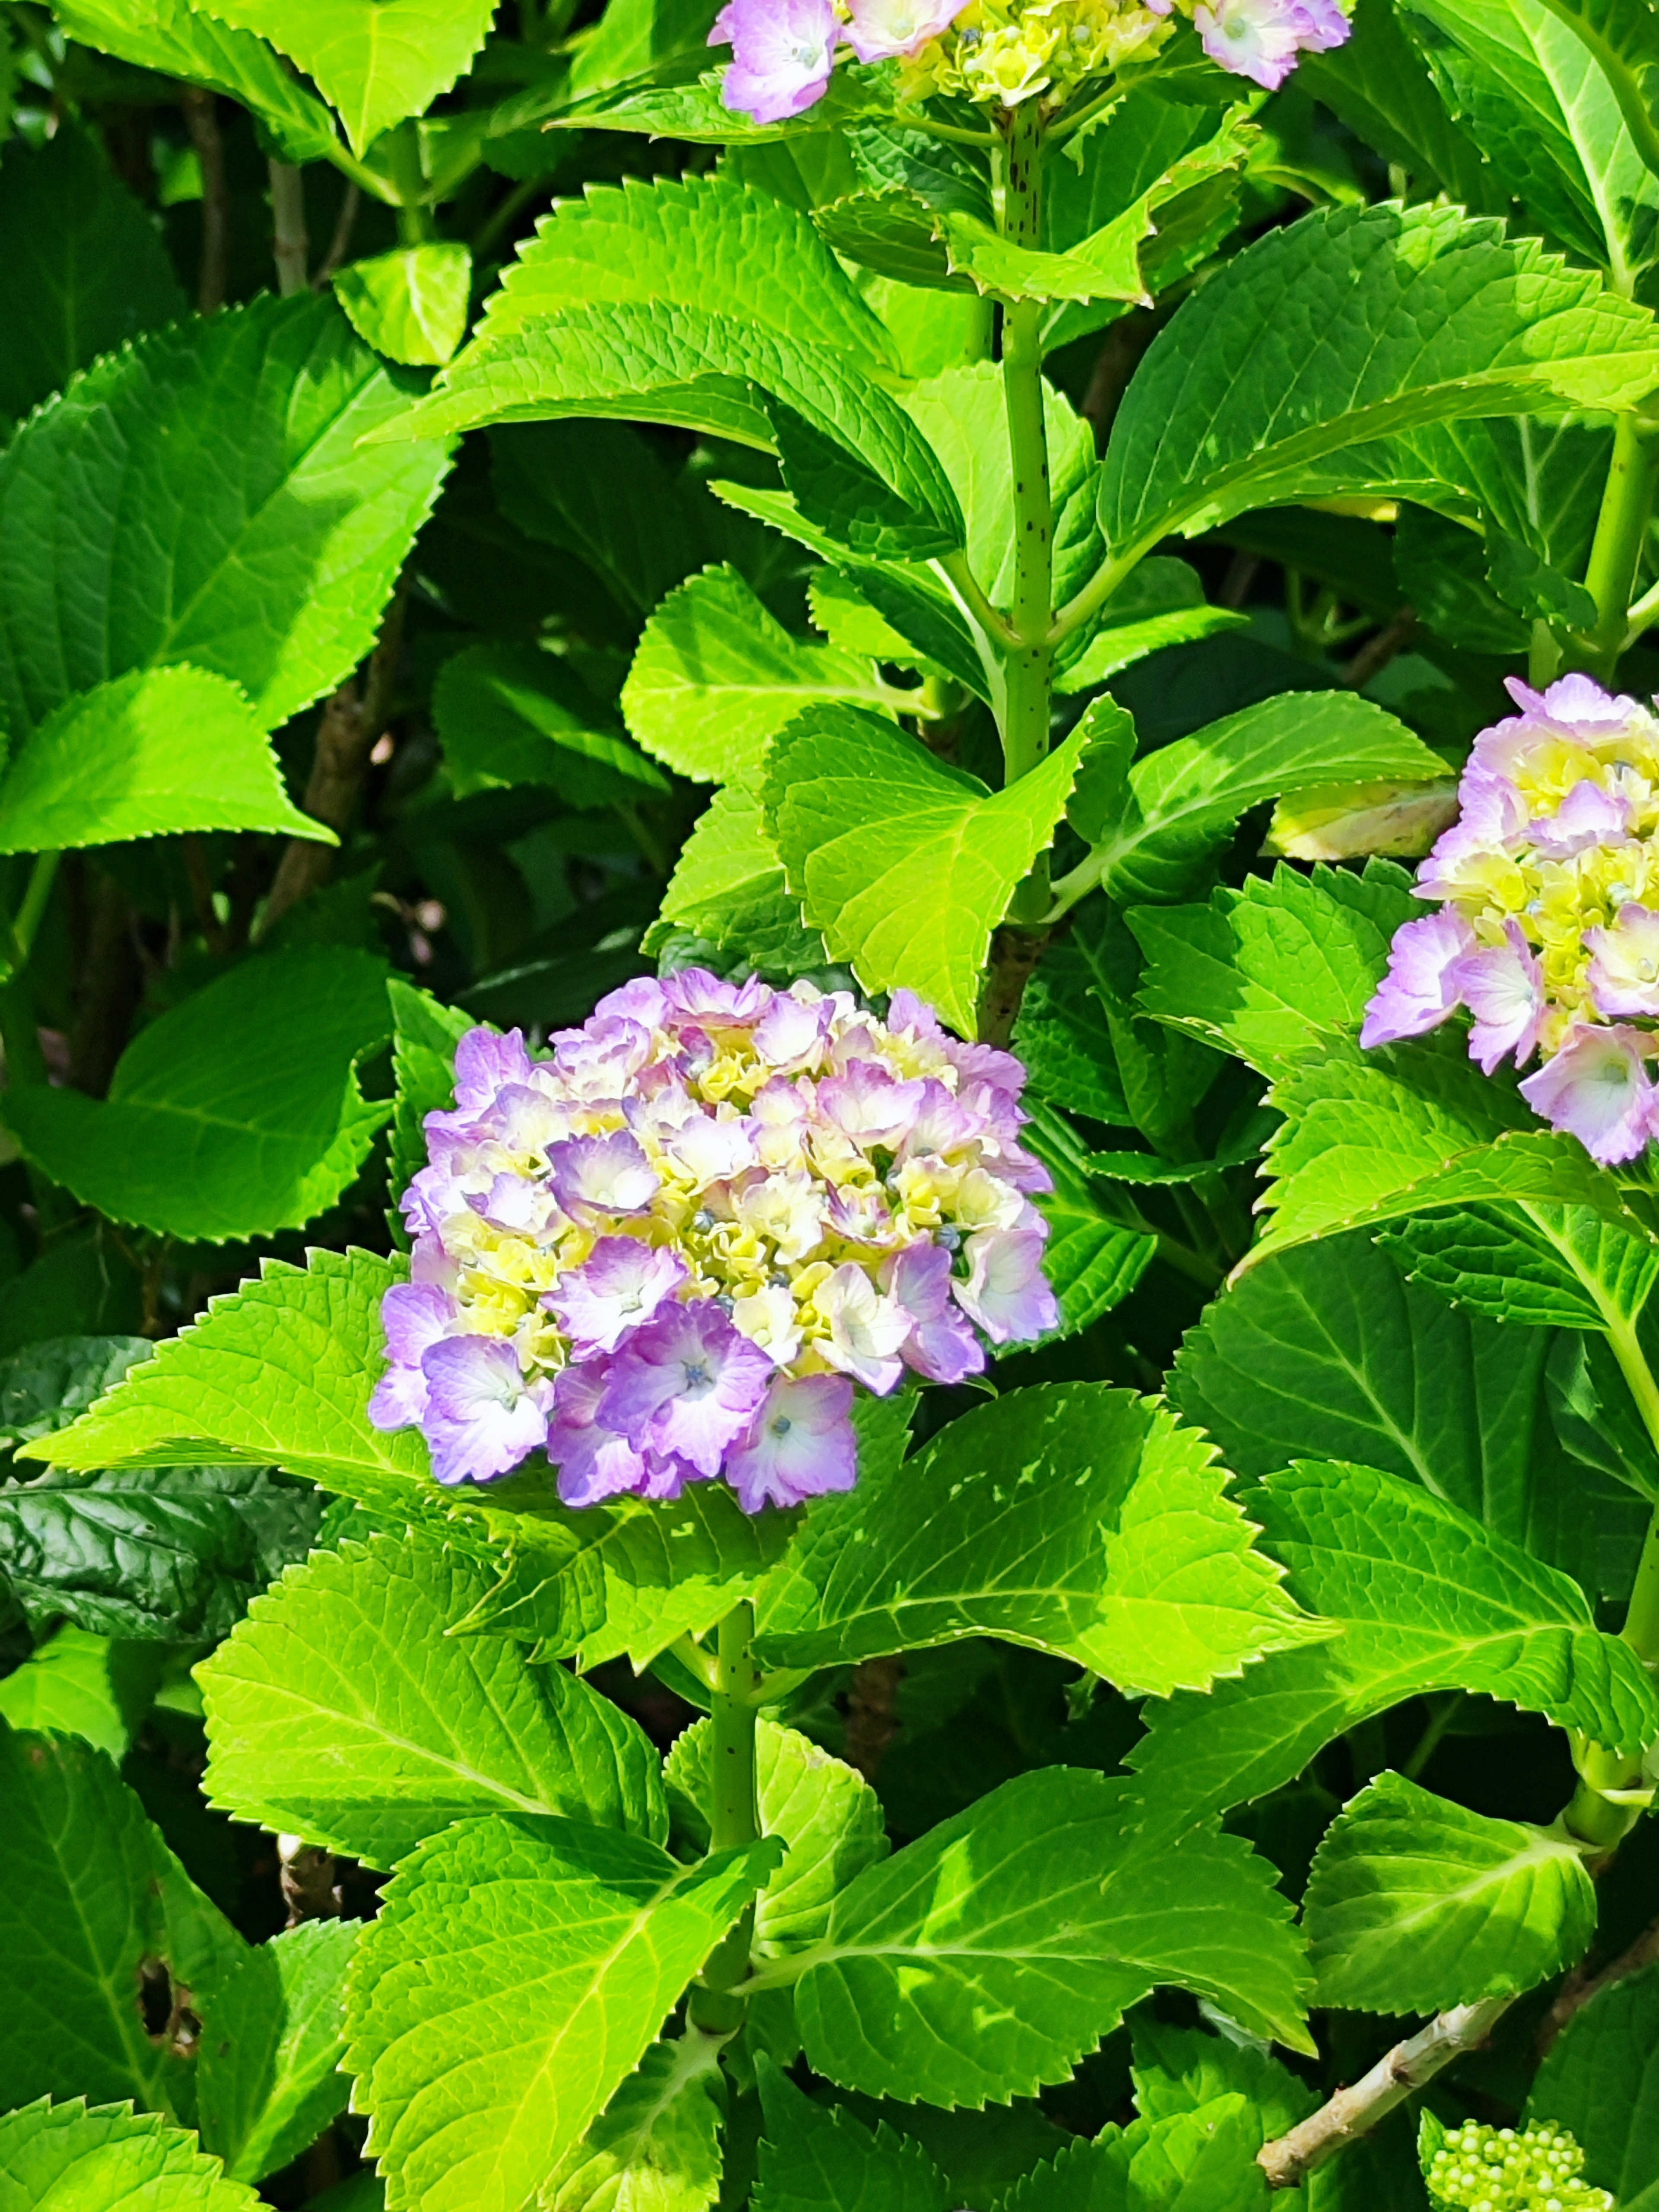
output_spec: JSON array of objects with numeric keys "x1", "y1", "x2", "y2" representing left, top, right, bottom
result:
[{"x1": 1364, "y1": 673, "x2": 1659, "y2": 1165}]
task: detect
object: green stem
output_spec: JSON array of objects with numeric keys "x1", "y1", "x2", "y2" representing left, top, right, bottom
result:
[
  {"x1": 384, "y1": 125, "x2": 436, "y2": 240},
  {"x1": 686, "y1": 1603, "x2": 762, "y2": 2034},
  {"x1": 12, "y1": 851, "x2": 59, "y2": 967},
  {"x1": 321, "y1": 139, "x2": 401, "y2": 209},
  {"x1": 999, "y1": 99, "x2": 1055, "y2": 924},
  {"x1": 1578, "y1": 412, "x2": 1659, "y2": 680}
]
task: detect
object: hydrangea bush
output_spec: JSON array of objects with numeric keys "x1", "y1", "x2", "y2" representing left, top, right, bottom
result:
[{"x1": 7, "y1": 0, "x2": 1659, "y2": 2207}]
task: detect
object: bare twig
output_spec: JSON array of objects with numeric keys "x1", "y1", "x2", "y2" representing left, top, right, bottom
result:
[
  {"x1": 314, "y1": 179, "x2": 361, "y2": 284},
  {"x1": 179, "y1": 88, "x2": 228, "y2": 313},
  {"x1": 1344, "y1": 606, "x2": 1417, "y2": 690},
  {"x1": 1258, "y1": 1997, "x2": 1511, "y2": 2189},
  {"x1": 843, "y1": 1656, "x2": 905, "y2": 1783},
  {"x1": 278, "y1": 1834, "x2": 342, "y2": 1927},
  {"x1": 269, "y1": 159, "x2": 309, "y2": 294},
  {"x1": 1537, "y1": 1909, "x2": 1659, "y2": 2057},
  {"x1": 258, "y1": 588, "x2": 406, "y2": 934}
]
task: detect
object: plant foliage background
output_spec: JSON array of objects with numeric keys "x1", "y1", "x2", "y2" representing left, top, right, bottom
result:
[{"x1": 3, "y1": 0, "x2": 1659, "y2": 2206}]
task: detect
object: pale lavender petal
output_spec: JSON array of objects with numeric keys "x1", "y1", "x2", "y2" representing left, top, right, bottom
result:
[
  {"x1": 420, "y1": 1336, "x2": 550, "y2": 1485},
  {"x1": 1527, "y1": 778, "x2": 1630, "y2": 859},
  {"x1": 718, "y1": 0, "x2": 841, "y2": 121},
  {"x1": 811, "y1": 1262, "x2": 911, "y2": 1393},
  {"x1": 1451, "y1": 919, "x2": 1545, "y2": 1075},
  {"x1": 1586, "y1": 901, "x2": 1659, "y2": 1018},
  {"x1": 953, "y1": 1228, "x2": 1058, "y2": 1345},
  {"x1": 1359, "y1": 909, "x2": 1475, "y2": 1049},
  {"x1": 452, "y1": 1027, "x2": 533, "y2": 1110},
  {"x1": 1195, "y1": 0, "x2": 1349, "y2": 87},
  {"x1": 752, "y1": 992, "x2": 828, "y2": 1069},
  {"x1": 844, "y1": 0, "x2": 969, "y2": 61},
  {"x1": 546, "y1": 1237, "x2": 689, "y2": 1356},
  {"x1": 885, "y1": 1241, "x2": 985, "y2": 1384},
  {"x1": 547, "y1": 1131, "x2": 660, "y2": 1223},
  {"x1": 597, "y1": 1300, "x2": 773, "y2": 1478},
  {"x1": 382, "y1": 1281, "x2": 458, "y2": 1366},
  {"x1": 725, "y1": 1373, "x2": 856, "y2": 1512},
  {"x1": 817, "y1": 1060, "x2": 929, "y2": 1148},
  {"x1": 547, "y1": 1360, "x2": 651, "y2": 1506},
  {"x1": 369, "y1": 1363, "x2": 430, "y2": 1431},
  {"x1": 660, "y1": 967, "x2": 775, "y2": 1028},
  {"x1": 1519, "y1": 1023, "x2": 1659, "y2": 1165},
  {"x1": 1503, "y1": 672, "x2": 1640, "y2": 739}
]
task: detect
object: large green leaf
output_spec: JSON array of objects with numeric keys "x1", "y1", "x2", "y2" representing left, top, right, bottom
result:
[
  {"x1": 621, "y1": 565, "x2": 907, "y2": 782},
  {"x1": 198, "y1": 0, "x2": 496, "y2": 154},
  {"x1": 0, "y1": 667, "x2": 331, "y2": 855},
  {"x1": 470, "y1": 172, "x2": 894, "y2": 369},
  {"x1": 377, "y1": 303, "x2": 962, "y2": 560},
  {"x1": 0, "y1": 1461, "x2": 324, "y2": 1641},
  {"x1": 1168, "y1": 1233, "x2": 1644, "y2": 1593},
  {"x1": 1377, "y1": 1201, "x2": 1659, "y2": 1336},
  {"x1": 1099, "y1": 201, "x2": 1659, "y2": 566},
  {"x1": 1083, "y1": 693, "x2": 1444, "y2": 904},
  {"x1": 1129, "y1": 859, "x2": 1422, "y2": 1081},
  {"x1": 649, "y1": 769, "x2": 830, "y2": 975},
  {"x1": 1299, "y1": 0, "x2": 1494, "y2": 207},
  {"x1": 1529, "y1": 1961, "x2": 1659, "y2": 2212},
  {"x1": 343, "y1": 1816, "x2": 781, "y2": 2212},
  {"x1": 0, "y1": 2099, "x2": 262, "y2": 2212},
  {"x1": 667, "y1": 1718, "x2": 888, "y2": 1958},
  {"x1": 3, "y1": 948, "x2": 393, "y2": 1243},
  {"x1": 544, "y1": 2035, "x2": 727, "y2": 2212},
  {"x1": 754, "y1": 2063, "x2": 952, "y2": 2212},
  {"x1": 753, "y1": 1383, "x2": 1322, "y2": 1697},
  {"x1": 0, "y1": 1720, "x2": 245, "y2": 2119},
  {"x1": 0, "y1": 293, "x2": 450, "y2": 742},
  {"x1": 0, "y1": 1627, "x2": 161, "y2": 1761},
  {"x1": 764, "y1": 704, "x2": 1087, "y2": 1036},
  {"x1": 779, "y1": 1767, "x2": 1313, "y2": 2100},
  {"x1": 1403, "y1": 0, "x2": 1659, "y2": 284},
  {"x1": 435, "y1": 638, "x2": 668, "y2": 808},
  {"x1": 0, "y1": 1334, "x2": 152, "y2": 1453},
  {"x1": 198, "y1": 1531, "x2": 668, "y2": 1868},
  {"x1": 1128, "y1": 1460, "x2": 1659, "y2": 1842},
  {"x1": 51, "y1": 0, "x2": 338, "y2": 163},
  {"x1": 0, "y1": 130, "x2": 185, "y2": 434},
  {"x1": 197, "y1": 1920, "x2": 358, "y2": 2184},
  {"x1": 1303, "y1": 1768, "x2": 1596, "y2": 2012}
]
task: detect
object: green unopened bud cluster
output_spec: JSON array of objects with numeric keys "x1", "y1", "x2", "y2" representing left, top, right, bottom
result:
[{"x1": 1426, "y1": 2123, "x2": 1612, "y2": 2212}]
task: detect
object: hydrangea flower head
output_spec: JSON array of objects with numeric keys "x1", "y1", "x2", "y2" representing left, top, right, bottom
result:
[
  {"x1": 371, "y1": 972, "x2": 1055, "y2": 1507},
  {"x1": 1424, "y1": 2122, "x2": 1610, "y2": 2212},
  {"x1": 709, "y1": 0, "x2": 1345, "y2": 118},
  {"x1": 1363, "y1": 674, "x2": 1659, "y2": 1165}
]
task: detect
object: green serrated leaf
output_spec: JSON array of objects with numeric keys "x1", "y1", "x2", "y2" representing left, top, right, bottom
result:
[
  {"x1": 1379, "y1": 1201, "x2": 1659, "y2": 1334},
  {"x1": 435, "y1": 638, "x2": 668, "y2": 807},
  {"x1": 1529, "y1": 1958, "x2": 1659, "y2": 2209},
  {"x1": 788, "y1": 1767, "x2": 1313, "y2": 2099},
  {"x1": 197, "y1": 1920, "x2": 358, "y2": 2184},
  {"x1": 0, "y1": 1627, "x2": 161, "y2": 1760},
  {"x1": 1129, "y1": 1459, "x2": 1659, "y2": 1843},
  {"x1": 52, "y1": 0, "x2": 338, "y2": 163},
  {"x1": 335, "y1": 244, "x2": 473, "y2": 367},
  {"x1": 0, "y1": 129, "x2": 186, "y2": 433},
  {"x1": 764, "y1": 704, "x2": 1087, "y2": 1036},
  {"x1": 0, "y1": 1334, "x2": 152, "y2": 1452},
  {"x1": 651, "y1": 769, "x2": 831, "y2": 974},
  {"x1": 3, "y1": 948, "x2": 393, "y2": 1243},
  {"x1": 753, "y1": 1383, "x2": 1322, "y2": 1698},
  {"x1": 544, "y1": 2034, "x2": 727, "y2": 2212},
  {"x1": 1304, "y1": 1768, "x2": 1597, "y2": 2013},
  {"x1": 1298, "y1": 0, "x2": 1495, "y2": 208},
  {"x1": 471, "y1": 172, "x2": 894, "y2": 368},
  {"x1": 0, "y1": 667, "x2": 331, "y2": 854},
  {"x1": 622, "y1": 566, "x2": 905, "y2": 782},
  {"x1": 0, "y1": 1720, "x2": 246, "y2": 2119},
  {"x1": 1091, "y1": 693, "x2": 1444, "y2": 905},
  {"x1": 0, "y1": 1463, "x2": 324, "y2": 1641},
  {"x1": 1130, "y1": 2014, "x2": 1315, "y2": 2141},
  {"x1": 344, "y1": 1816, "x2": 781, "y2": 2212},
  {"x1": 199, "y1": 0, "x2": 496, "y2": 154},
  {"x1": 667, "y1": 1718, "x2": 888, "y2": 1957},
  {"x1": 197, "y1": 1531, "x2": 668, "y2": 1868},
  {"x1": 0, "y1": 293, "x2": 450, "y2": 743},
  {"x1": 1169, "y1": 1230, "x2": 1641, "y2": 1591},
  {"x1": 0, "y1": 2098, "x2": 264, "y2": 2212},
  {"x1": 1100, "y1": 201, "x2": 1659, "y2": 563},
  {"x1": 753, "y1": 2061, "x2": 952, "y2": 2212}
]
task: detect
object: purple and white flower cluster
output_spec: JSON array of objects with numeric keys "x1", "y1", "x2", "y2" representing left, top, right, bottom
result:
[
  {"x1": 1363, "y1": 674, "x2": 1659, "y2": 1166},
  {"x1": 370, "y1": 972, "x2": 1057, "y2": 1510},
  {"x1": 708, "y1": 0, "x2": 1346, "y2": 123}
]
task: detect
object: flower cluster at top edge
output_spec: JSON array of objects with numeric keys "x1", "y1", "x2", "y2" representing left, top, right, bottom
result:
[
  {"x1": 1364, "y1": 672, "x2": 1659, "y2": 1166},
  {"x1": 708, "y1": 0, "x2": 1348, "y2": 128},
  {"x1": 1424, "y1": 2123, "x2": 1611, "y2": 2212},
  {"x1": 370, "y1": 970, "x2": 1058, "y2": 1513}
]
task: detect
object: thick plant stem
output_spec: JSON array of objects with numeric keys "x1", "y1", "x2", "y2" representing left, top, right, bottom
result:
[
  {"x1": 180, "y1": 88, "x2": 228, "y2": 313},
  {"x1": 1258, "y1": 1998, "x2": 1512, "y2": 2188},
  {"x1": 1000, "y1": 99, "x2": 1054, "y2": 929},
  {"x1": 269, "y1": 160, "x2": 309, "y2": 294},
  {"x1": 1580, "y1": 412, "x2": 1659, "y2": 679},
  {"x1": 687, "y1": 1602, "x2": 762, "y2": 2035}
]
